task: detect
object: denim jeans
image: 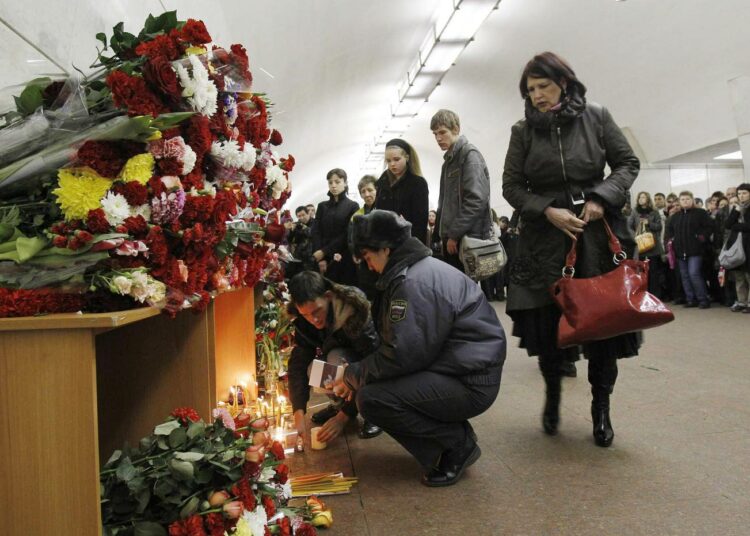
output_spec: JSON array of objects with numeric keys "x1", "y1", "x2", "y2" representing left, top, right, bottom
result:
[{"x1": 678, "y1": 256, "x2": 708, "y2": 304}]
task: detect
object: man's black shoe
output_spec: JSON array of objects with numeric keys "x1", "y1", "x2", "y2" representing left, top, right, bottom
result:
[
  {"x1": 684, "y1": 301, "x2": 698, "y2": 308},
  {"x1": 358, "y1": 420, "x2": 383, "y2": 439},
  {"x1": 698, "y1": 301, "x2": 711, "y2": 309},
  {"x1": 421, "y1": 439, "x2": 481, "y2": 487},
  {"x1": 310, "y1": 405, "x2": 338, "y2": 425},
  {"x1": 560, "y1": 361, "x2": 577, "y2": 378}
]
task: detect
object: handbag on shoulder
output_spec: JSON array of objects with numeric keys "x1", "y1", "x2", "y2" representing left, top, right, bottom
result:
[
  {"x1": 718, "y1": 232, "x2": 745, "y2": 270},
  {"x1": 550, "y1": 220, "x2": 674, "y2": 348},
  {"x1": 459, "y1": 228, "x2": 507, "y2": 282},
  {"x1": 635, "y1": 220, "x2": 655, "y2": 254}
]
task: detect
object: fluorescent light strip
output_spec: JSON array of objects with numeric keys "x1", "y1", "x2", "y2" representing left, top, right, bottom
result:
[{"x1": 714, "y1": 151, "x2": 742, "y2": 160}]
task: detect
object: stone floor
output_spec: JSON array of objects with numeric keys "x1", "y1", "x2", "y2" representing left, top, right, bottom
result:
[{"x1": 286, "y1": 301, "x2": 750, "y2": 535}]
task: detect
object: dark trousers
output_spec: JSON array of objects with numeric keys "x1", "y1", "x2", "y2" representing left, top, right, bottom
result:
[
  {"x1": 356, "y1": 371, "x2": 500, "y2": 468},
  {"x1": 440, "y1": 240, "x2": 465, "y2": 273},
  {"x1": 645, "y1": 255, "x2": 666, "y2": 299}
]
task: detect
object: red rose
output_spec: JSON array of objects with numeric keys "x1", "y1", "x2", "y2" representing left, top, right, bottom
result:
[
  {"x1": 262, "y1": 495, "x2": 276, "y2": 518},
  {"x1": 51, "y1": 235, "x2": 67, "y2": 248},
  {"x1": 67, "y1": 236, "x2": 83, "y2": 250},
  {"x1": 171, "y1": 407, "x2": 200, "y2": 424},
  {"x1": 269, "y1": 129, "x2": 283, "y2": 146},
  {"x1": 74, "y1": 230, "x2": 94, "y2": 243},
  {"x1": 181, "y1": 19, "x2": 212, "y2": 45},
  {"x1": 143, "y1": 56, "x2": 181, "y2": 101},
  {"x1": 270, "y1": 441, "x2": 285, "y2": 461}
]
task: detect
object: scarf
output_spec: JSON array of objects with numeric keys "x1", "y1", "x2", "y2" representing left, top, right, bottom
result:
[{"x1": 525, "y1": 85, "x2": 587, "y2": 130}]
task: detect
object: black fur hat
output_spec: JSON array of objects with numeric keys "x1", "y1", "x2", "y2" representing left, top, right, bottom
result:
[{"x1": 351, "y1": 209, "x2": 412, "y2": 252}]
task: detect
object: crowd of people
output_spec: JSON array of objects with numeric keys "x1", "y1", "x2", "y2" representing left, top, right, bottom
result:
[{"x1": 268, "y1": 51, "x2": 749, "y2": 488}]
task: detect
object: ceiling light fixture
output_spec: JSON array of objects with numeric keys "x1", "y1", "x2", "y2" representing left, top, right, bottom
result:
[
  {"x1": 361, "y1": 0, "x2": 500, "y2": 173},
  {"x1": 714, "y1": 151, "x2": 742, "y2": 160}
]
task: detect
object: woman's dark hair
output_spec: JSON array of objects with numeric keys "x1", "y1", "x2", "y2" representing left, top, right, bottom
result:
[
  {"x1": 636, "y1": 191, "x2": 653, "y2": 211},
  {"x1": 288, "y1": 271, "x2": 333, "y2": 306},
  {"x1": 519, "y1": 51, "x2": 586, "y2": 99}
]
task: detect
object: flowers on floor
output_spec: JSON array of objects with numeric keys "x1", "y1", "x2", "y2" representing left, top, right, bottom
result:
[
  {"x1": 0, "y1": 11, "x2": 294, "y2": 317},
  {"x1": 101, "y1": 407, "x2": 327, "y2": 536},
  {"x1": 255, "y1": 282, "x2": 294, "y2": 389}
]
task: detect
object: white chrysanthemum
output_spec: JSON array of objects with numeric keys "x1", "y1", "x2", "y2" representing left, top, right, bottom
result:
[
  {"x1": 265, "y1": 165, "x2": 284, "y2": 186},
  {"x1": 239, "y1": 505, "x2": 268, "y2": 536},
  {"x1": 100, "y1": 192, "x2": 131, "y2": 226},
  {"x1": 130, "y1": 271, "x2": 150, "y2": 303},
  {"x1": 131, "y1": 203, "x2": 152, "y2": 221},
  {"x1": 147, "y1": 280, "x2": 167, "y2": 304},
  {"x1": 182, "y1": 144, "x2": 197, "y2": 175},
  {"x1": 112, "y1": 275, "x2": 132, "y2": 295},
  {"x1": 240, "y1": 144, "x2": 257, "y2": 170},
  {"x1": 280, "y1": 482, "x2": 292, "y2": 500},
  {"x1": 176, "y1": 55, "x2": 218, "y2": 117},
  {"x1": 259, "y1": 465, "x2": 276, "y2": 483}
]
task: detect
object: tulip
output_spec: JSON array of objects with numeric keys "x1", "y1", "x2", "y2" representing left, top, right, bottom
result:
[
  {"x1": 223, "y1": 500, "x2": 243, "y2": 519},
  {"x1": 208, "y1": 490, "x2": 230, "y2": 507}
]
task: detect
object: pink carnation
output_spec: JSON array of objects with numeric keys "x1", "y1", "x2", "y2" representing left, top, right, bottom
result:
[{"x1": 212, "y1": 407, "x2": 236, "y2": 430}]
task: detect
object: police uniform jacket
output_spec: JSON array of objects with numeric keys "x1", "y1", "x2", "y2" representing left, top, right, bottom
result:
[{"x1": 344, "y1": 237, "x2": 506, "y2": 390}]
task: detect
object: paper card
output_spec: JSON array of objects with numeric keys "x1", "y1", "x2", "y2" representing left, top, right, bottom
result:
[{"x1": 308, "y1": 359, "x2": 344, "y2": 392}]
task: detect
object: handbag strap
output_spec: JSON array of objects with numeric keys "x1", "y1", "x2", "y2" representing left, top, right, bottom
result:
[{"x1": 562, "y1": 219, "x2": 626, "y2": 278}]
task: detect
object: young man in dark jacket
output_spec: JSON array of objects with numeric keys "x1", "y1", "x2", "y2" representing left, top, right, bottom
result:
[
  {"x1": 665, "y1": 191, "x2": 714, "y2": 308},
  {"x1": 337, "y1": 210, "x2": 506, "y2": 487},
  {"x1": 287, "y1": 271, "x2": 382, "y2": 445},
  {"x1": 431, "y1": 109, "x2": 492, "y2": 272}
]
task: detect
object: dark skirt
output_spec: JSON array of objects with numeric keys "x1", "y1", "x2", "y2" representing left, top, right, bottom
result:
[{"x1": 509, "y1": 304, "x2": 640, "y2": 360}]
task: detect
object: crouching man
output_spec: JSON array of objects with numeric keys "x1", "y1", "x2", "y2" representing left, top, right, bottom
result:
[
  {"x1": 335, "y1": 210, "x2": 506, "y2": 486},
  {"x1": 288, "y1": 271, "x2": 383, "y2": 445}
]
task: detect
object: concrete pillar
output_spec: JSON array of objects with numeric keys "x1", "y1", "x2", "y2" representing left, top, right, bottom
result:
[{"x1": 728, "y1": 75, "x2": 750, "y2": 180}]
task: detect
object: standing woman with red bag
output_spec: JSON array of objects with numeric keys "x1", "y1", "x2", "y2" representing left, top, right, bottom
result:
[{"x1": 502, "y1": 52, "x2": 640, "y2": 447}]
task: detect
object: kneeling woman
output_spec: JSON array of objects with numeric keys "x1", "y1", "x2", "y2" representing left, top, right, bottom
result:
[{"x1": 335, "y1": 210, "x2": 506, "y2": 487}]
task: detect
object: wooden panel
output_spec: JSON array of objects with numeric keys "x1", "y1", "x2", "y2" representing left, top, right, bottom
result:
[
  {"x1": 212, "y1": 286, "x2": 256, "y2": 404},
  {"x1": 0, "y1": 307, "x2": 160, "y2": 331},
  {"x1": 96, "y1": 309, "x2": 213, "y2": 463},
  {"x1": 0, "y1": 329, "x2": 100, "y2": 535}
]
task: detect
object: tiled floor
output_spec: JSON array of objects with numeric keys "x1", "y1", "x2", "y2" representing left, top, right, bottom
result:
[{"x1": 286, "y1": 302, "x2": 750, "y2": 535}]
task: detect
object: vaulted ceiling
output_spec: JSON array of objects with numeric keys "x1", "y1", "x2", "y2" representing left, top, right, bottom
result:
[{"x1": 2, "y1": 0, "x2": 749, "y2": 211}]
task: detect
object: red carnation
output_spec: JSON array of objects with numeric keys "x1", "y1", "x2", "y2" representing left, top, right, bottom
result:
[
  {"x1": 123, "y1": 215, "x2": 149, "y2": 237},
  {"x1": 106, "y1": 70, "x2": 169, "y2": 117},
  {"x1": 143, "y1": 56, "x2": 181, "y2": 102},
  {"x1": 180, "y1": 19, "x2": 212, "y2": 45},
  {"x1": 203, "y1": 513, "x2": 225, "y2": 536},
  {"x1": 192, "y1": 290, "x2": 211, "y2": 313},
  {"x1": 232, "y1": 477, "x2": 257, "y2": 511},
  {"x1": 182, "y1": 166, "x2": 205, "y2": 191},
  {"x1": 170, "y1": 406, "x2": 201, "y2": 424},
  {"x1": 278, "y1": 517, "x2": 291, "y2": 536},
  {"x1": 181, "y1": 195, "x2": 216, "y2": 225},
  {"x1": 77, "y1": 140, "x2": 128, "y2": 178},
  {"x1": 135, "y1": 34, "x2": 180, "y2": 61},
  {"x1": 158, "y1": 157, "x2": 183, "y2": 176},
  {"x1": 183, "y1": 115, "x2": 213, "y2": 160},
  {"x1": 113, "y1": 181, "x2": 149, "y2": 206},
  {"x1": 262, "y1": 495, "x2": 276, "y2": 518},
  {"x1": 52, "y1": 235, "x2": 67, "y2": 248},
  {"x1": 269, "y1": 440, "x2": 286, "y2": 461},
  {"x1": 230, "y1": 44, "x2": 250, "y2": 73},
  {"x1": 86, "y1": 209, "x2": 111, "y2": 234},
  {"x1": 168, "y1": 520, "x2": 188, "y2": 536},
  {"x1": 294, "y1": 523, "x2": 318, "y2": 536},
  {"x1": 184, "y1": 514, "x2": 207, "y2": 536}
]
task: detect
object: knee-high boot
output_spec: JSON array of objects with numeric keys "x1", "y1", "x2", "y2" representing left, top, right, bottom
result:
[
  {"x1": 539, "y1": 355, "x2": 562, "y2": 435},
  {"x1": 588, "y1": 358, "x2": 618, "y2": 447}
]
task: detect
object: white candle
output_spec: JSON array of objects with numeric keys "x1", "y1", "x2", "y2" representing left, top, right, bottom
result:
[{"x1": 310, "y1": 427, "x2": 327, "y2": 450}]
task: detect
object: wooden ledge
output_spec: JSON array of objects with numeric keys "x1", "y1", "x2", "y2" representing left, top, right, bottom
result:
[{"x1": 0, "y1": 306, "x2": 160, "y2": 331}]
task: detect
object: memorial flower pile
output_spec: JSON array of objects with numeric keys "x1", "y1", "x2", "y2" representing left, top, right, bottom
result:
[{"x1": 0, "y1": 11, "x2": 294, "y2": 317}]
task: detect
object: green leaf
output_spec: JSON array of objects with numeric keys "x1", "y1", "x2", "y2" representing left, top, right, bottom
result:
[
  {"x1": 179, "y1": 496, "x2": 200, "y2": 518},
  {"x1": 153, "y1": 478, "x2": 174, "y2": 498},
  {"x1": 186, "y1": 421, "x2": 205, "y2": 440},
  {"x1": 96, "y1": 32, "x2": 107, "y2": 48},
  {"x1": 169, "y1": 427, "x2": 187, "y2": 449},
  {"x1": 150, "y1": 112, "x2": 195, "y2": 130},
  {"x1": 105, "y1": 449, "x2": 122, "y2": 466},
  {"x1": 115, "y1": 457, "x2": 137, "y2": 482},
  {"x1": 157, "y1": 437, "x2": 169, "y2": 450},
  {"x1": 174, "y1": 451, "x2": 204, "y2": 462},
  {"x1": 153, "y1": 420, "x2": 181, "y2": 436},
  {"x1": 135, "y1": 488, "x2": 151, "y2": 514},
  {"x1": 15, "y1": 235, "x2": 47, "y2": 262},
  {"x1": 16, "y1": 78, "x2": 51, "y2": 115},
  {"x1": 169, "y1": 459, "x2": 194, "y2": 481},
  {"x1": 194, "y1": 466, "x2": 214, "y2": 484},
  {"x1": 133, "y1": 522, "x2": 166, "y2": 536},
  {"x1": 139, "y1": 435, "x2": 154, "y2": 451}
]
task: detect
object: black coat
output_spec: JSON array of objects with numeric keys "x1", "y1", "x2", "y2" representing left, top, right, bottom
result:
[
  {"x1": 502, "y1": 100, "x2": 639, "y2": 311},
  {"x1": 665, "y1": 208, "x2": 714, "y2": 259},
  {"x1": 724, "y1": 206, "x2": 750, "y2": 271},
  {"x1": 374, "y1": 170, "x2": 430, "y2": 245},
  {"x1": 312, "y1": 193, "x2": 359, "y2": 285}
]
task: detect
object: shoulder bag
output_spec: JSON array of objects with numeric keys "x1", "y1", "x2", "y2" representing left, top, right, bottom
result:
[
  {"x1": 550, "y1": 220, "x2": 674, "y2": 348},
  {"x1": 635, "y1": 220, "x2": 655, "y2": 254}
]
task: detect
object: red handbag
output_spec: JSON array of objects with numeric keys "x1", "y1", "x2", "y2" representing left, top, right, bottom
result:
[{"x1": 550, "y1": 220, "x2": 674, "y2": 348}]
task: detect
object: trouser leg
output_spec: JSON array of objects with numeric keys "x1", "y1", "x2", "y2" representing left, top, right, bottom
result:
[
  {"x1": 735, "y1": 271, "x2": 750, "y2": 306},
  {"x1": 687, "y1": 255, "x2": 708, "y2": 303},
  {"x1": 678, "y1": 258, "x2": 696, "y2": 302},
  {"x1": 356, "y1": 371, "x2": 499, "y2": 468}
]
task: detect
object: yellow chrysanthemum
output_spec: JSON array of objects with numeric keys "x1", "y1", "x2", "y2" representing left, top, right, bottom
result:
[
  {"x1": 185, "y1": 46, "x2": 207, "y2": 56},
  {"x1": 53, "y1": 168, "x2": 113, "y2": 221},
  {"x1": 119, "y1": 153, "x2": 155, "y2": 185}
]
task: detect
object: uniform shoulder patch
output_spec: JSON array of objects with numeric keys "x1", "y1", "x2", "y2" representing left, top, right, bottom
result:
[{"x1": 389, "y1": 299, "x2": 408, "y2": 322}]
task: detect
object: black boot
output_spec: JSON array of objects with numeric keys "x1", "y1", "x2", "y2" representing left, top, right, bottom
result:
[
  {"x1": 591, "y1": 388, "x2": 614, "y2": 447},
  {"x1": 542, "y1": 375, "x2": 561, "y2": 435}
]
